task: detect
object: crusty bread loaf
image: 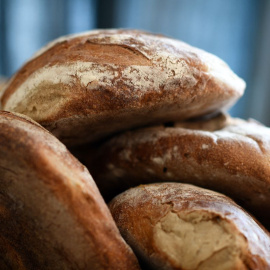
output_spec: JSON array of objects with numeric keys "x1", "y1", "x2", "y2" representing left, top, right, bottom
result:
[
  {"x1": 109, "y1": 183, "x2": 270, "y2": 270},
  {"x1": 88, "y1": 113, "x2": 270, "y2": 226},
  {"x1": 0, "y1": 111, "x2": 140, "y2": 270},
  {"x1": 1, "y1": 29, "x2": 245, "y2": 146}
]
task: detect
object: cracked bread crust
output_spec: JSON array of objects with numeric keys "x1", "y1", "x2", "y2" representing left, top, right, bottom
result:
[
  {"x1": 0, "y1": 111, "x2": 140, "y2": 270},
  {"x1": 109, "y1": 183, "x2": 270, "y2": 270},
  {"x1": 1, "y1": 29, "x2": 245, "y2": 146},
  {"x1": 88, "y1": 113, "x2": 270, "y2": 226}
]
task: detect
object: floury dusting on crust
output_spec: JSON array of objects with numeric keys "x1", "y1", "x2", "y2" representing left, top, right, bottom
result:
[
  {"x1": 4, "y1": 29, "x2": 246, "y2": 112},
  {"x1": 5, "y1": 57, "x2": 195, "y2": 114},
  {"x1": 0, "y1": 29, "x2": 247, "y2": 146}
]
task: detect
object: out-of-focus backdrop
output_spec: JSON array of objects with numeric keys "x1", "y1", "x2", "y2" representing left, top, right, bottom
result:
[{"x1": 0, "y1": 0, "x2": 269, "y2": 124}]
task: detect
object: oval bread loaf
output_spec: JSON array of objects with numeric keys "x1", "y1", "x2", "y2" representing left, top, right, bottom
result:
[
  {"x1": 109, "y1": 183, "x2": 270, "y2": 270},
  {"x1": 1, "y1": 29, "x2": 245, "y2": 146},
  {"x1": 89, "y1": 113, "x2": 270, "y2": 226},
  {"x1": 0, "y1": 111, "x2": 140, "y2": 270}
]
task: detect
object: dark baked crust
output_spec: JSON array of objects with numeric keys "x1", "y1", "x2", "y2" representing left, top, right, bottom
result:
[
  {"x1": 1, "y1": 29, "x2": 245, "y2": 146},
  {"x1": 109, "y1": 183, "x2": 270, "y2": 270},
  {"x1": 88, "y1": 114, "x2": 270, "y2": 226},
  {"x1": 0, "y1": 111, "x2": 140, "y2": 270}
]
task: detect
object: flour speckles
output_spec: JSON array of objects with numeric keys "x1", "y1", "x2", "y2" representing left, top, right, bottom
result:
[
  {"x1": 202, "y1": 144, "x2": 209, "y2": 149},
  {"x1": 1, "y1": 29, "x2": 246, "y2": 147},
  {"x1": 152, "y1": 157, "x2": 165, "y2": 166}
]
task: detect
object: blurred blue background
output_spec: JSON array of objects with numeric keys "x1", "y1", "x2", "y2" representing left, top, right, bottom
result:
[{"x1": 0, "y1": 0, "x2": 270, "y2": 124}]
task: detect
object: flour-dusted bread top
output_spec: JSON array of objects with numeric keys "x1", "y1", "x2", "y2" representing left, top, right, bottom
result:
[
  {"x1": 109, "y1": 183, "x2": 270, "y2": 270},
  {"x1": 1, "y1": 29, "x2": 245, "y2": 146},
  {"x1": 89, "y1": 113, "x2": 270, "y2": 226},
  {"x1": 0, "y1": 111, "x2": 140, "y2": 270}
]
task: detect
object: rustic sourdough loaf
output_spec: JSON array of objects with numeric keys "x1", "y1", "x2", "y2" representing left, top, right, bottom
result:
[
  {"x1": 1, "y1": 29, "x2": 245, "y2": 146},
  {"x1": 109, "y1": 183, "x2": 270, "y2": 270},
  {"x1": 0, "y1": 111, "x2": 140, "y2": 270},
  {"x1": 88, "y1": 113, "x2": 270, "y2": 226}
]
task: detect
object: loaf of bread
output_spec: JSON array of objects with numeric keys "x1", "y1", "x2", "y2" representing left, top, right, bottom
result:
[
  {"x1": 109, "y1": 183, "x2": 270, "y2": 270},
  {"x1": 89, "y1": 113, "x2": 270, "y2": 226},
  {"x1": 0, "y1": 111, "x2": 140, "y2": 270},
  {"x1": 0, "y1": 29, "x2": 245, "y2": 146}
]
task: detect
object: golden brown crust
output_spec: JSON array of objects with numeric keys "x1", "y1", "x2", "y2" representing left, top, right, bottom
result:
[
  {"x1": 109, "y1": 183, "x2": 270, "y2": 270},
  {"x1": 88, "y1": 114, "x2": 270, "y2": 227},
  {"x1": 0, "y1": 111, "x2": 140, "y2": 270},
  {"x1": 1, "y1": 29, "x2": 245, "y2": 146}
]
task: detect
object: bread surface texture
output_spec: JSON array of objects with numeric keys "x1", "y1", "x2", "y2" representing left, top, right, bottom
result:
[
  {"x1": 109, "y1": 183, "x2": 270, "y2": 270},
  {"x1": 1, "y1": 29, "x2": 245, "y2": 145},
  {"x1": 0, "y1": 111, "x2": 140, "y2": 270},
  {"x1": 89, "y1": 113, "x2": 270, "y2": 226}
]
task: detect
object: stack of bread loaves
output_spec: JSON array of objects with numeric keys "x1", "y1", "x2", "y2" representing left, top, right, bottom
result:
[{"x1": 1, "y1": 29, "x2": 270, "y2": 269}]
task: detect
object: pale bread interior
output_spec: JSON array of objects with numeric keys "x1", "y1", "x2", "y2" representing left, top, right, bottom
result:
[{"x1": 154, "y1": 211, "x2": 247, "y2": 270}]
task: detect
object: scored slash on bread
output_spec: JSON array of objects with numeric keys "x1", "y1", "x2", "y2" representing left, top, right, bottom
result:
[
  {"x1": 109, "y1": 183, "x2": 270, "y2": 270},
  {"x1": 88, "y1": 113, "x2": 270, "y2": 227},
  {"x1": 0, "y1": 111, "x2": 140, "y2": 270},
  {"x1": 0, "y1": 29, "x2": 245, "y2": 146}
]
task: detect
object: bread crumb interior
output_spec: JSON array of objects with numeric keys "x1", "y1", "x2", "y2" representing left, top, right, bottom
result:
[{"x1": 154, "y1": 211, "x2": 247, "y2": 270}]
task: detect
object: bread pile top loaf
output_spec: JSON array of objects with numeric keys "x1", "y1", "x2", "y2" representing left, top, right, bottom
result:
[
  {"x1": 0, "y1": 29, "x2": 245, "y2": 145},
  {"x1": 1, "y1": 29, "x2": 270, "y2": 270}
]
